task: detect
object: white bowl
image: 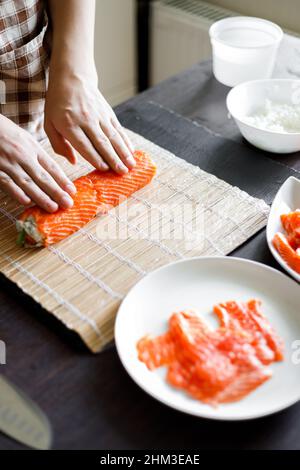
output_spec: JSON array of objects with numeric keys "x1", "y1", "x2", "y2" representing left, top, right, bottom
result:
[
  {"x1": 266, "y1": 176, "x2": 300, "y2": 283},
  {"x1": 209, "y1": 17, "x2": 283, "y2": 87},
  {"x1": 226, "y1": 79, "x2": 300, "y2": 153}
]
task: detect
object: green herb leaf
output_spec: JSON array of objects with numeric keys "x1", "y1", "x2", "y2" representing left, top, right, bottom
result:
[{"x1": 16, "y1": 229, "x2": 26, "y2": 246}]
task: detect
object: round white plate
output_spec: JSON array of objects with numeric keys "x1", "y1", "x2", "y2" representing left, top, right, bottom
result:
[{"x1": 115, "y1": 257, "x2": 300, "y2": 420}]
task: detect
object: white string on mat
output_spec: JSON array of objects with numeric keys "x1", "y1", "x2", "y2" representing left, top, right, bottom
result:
[
  {"x1": 0, "y1": 253, "x2": 103, "y2": 340},
  {"x1": 79, "y1": 206, "x2": 179, "y2": 275},
  {"x1": 48, "y1": 246, "x2": 123, "y2": 300},
  {"x1": 0, "y1": 205, "x2": 123, "y2": 302},
  {"x1": 130, "y1": 129, "x2": 270, "y2": 216},
  {"x1": 155, "y1": 174, "x2": 257, "y2": 239},
  {"x1": 154, "y1": 175, "x2": 249, "y2": 239},
  {"x1": 151, "y1": 155, "x2": 246, "y2": 226},
  {"x1": 129, "y1": 138, "x2": 268, "y2": 249},
  {"x1": 78, "y1": 228, "x2": 147, "y2": 276},
  {"x1": 92, "y1": 202, "x2": 204, "y2": 272},
  {"x1": 131, "y1": 194, "x2": 225, "y2": 255},
  {"x1": 0, "y1": 206, "x2": 19, "y2": 222},
  {"x1": 112, "y1": 210, "x2": 185, "y2": 258},
  {"x1": 165, "y1": 162, "x2": 225, "y2": 201},
  {"x1": 136, "y1": 194, "x2": 224, "y2": 255},
  {"x1": 87, "y1": 154, "x2": 239, "y2": 257},
  {"x1": 108, "y1": 211, "x2": 185, "y2": 259}
]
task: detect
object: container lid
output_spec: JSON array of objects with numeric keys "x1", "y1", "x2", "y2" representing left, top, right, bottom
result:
[{"x1": 209, "y1": 16, "x2": 283, "y2": 49}]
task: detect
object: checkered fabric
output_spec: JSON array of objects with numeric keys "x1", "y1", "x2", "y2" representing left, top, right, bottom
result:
[{"x1": 0, "y1": 0, "x2": 50, "y2": 141}]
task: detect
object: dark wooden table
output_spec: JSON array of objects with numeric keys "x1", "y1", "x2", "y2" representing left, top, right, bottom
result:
[{"x1": 1, "y1": 61, "x2": 300, "y2": 450}]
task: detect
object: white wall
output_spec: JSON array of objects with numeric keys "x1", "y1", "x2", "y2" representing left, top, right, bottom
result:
[
  {"x1": 94, "y1": 0, "x2": 136, "y2": 106},
  {"x1": 208, "y1": 0, "x2": 300, "y2": 34},
  {"x1": 151, "y1": 2, "x2": 212, "y2": 85}
]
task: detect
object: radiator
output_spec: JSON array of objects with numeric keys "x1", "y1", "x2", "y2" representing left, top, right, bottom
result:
[
  {"x1": 150, "y1": 0, "x2": 233, "y2": 85},
  {"x1": 150, "y1": 0, "x2": 300, "y2": 85}
]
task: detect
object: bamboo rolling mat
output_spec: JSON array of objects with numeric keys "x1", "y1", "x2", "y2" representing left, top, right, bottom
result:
[{"x1": 0, "y1": 131, "x2": 270, "y2": 352}]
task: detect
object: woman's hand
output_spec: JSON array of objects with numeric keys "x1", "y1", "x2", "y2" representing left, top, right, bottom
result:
[
  {"x1": 46, "y1": 0, "x2": 135, "y2": 174},
  {"x1": 44, "y1": 72, "x2": 135, "y2": 175},
  {"x1": 0, "y1": 114, "x2": 76, "y2": 212}
]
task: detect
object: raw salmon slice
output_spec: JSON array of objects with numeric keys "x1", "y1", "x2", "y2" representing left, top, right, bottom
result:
[
  {"x1": 273, "y1": 232, "x2": 300, "y2": 275},
  {"x1": 16, "y1": 150, "x2": 156, "y2": 247},
  {"x1": 273, "y1": 210, "x2": 300, "y2": 275},
  {"x1": 137, "y1": 332, "x2": 175, "y2": 370},
  {"x1": 281, "y1": 210, "x2": 300, "y2": 246},
  {"x1": 168, "y1": 311, "x2": 272, "y2": 405},
  {"x1": 212, "y1": 366, "x2": 272, "y2": 404},
  {"x1": 247, "y1": 299, "x2": 284, "y2": 361},
  {"x1": 137, "y1": 300, "x2": 284, "y2": 407},
  {"x1": 214, "y1": 299, "x2": 284, "y2": 363},
  {"x1": 167, "y1": 313, "x2": 238, "y2": 404}
]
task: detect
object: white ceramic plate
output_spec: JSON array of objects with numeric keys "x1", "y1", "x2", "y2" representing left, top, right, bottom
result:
[
  {"x1": 115, "y1": 257, "x2": 300, "y2": 421},
  {"x1": 267, "y1": 176, "x2": 300, "y2": 283}
]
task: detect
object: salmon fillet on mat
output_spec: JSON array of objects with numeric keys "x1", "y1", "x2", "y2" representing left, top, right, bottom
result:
[{"x1": 16, "y1": 150, "x2": 157, "y2": 247}]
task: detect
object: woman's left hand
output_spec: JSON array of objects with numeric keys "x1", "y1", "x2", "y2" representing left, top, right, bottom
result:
[{"x1": 44, "y1": 72, "x2": 135, "y2": 174}]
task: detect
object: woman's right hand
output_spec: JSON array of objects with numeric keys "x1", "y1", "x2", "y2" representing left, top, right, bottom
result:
[{"x1": 0, "y1": 114, "x2": 76, "y2": 212}]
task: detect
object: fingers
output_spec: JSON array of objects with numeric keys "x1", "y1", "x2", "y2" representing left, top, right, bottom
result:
[
  {"x1": 46, "y1": 100, "x2": 135, "y2": 174},
  {"x1": 111, "y1": 117, "x2": 135, "y2": 155},
  {"x1": 82, "y1": 123, "x2": 130, "y2": 174},
  {"x1": 6, "y1": 166, "x2": 59, "y2": 212},
  {"x1": 0, "y1": 171, "x2": 31, "y2": 206},
  {"x1": 20, "y1": 160, "x2": 74, "y2": 210},
  {"x1": 100, "y1": 121, "x2": 136, "y2": 170},
  {"x1": 0, "y1": 115, "x2": 76, "y2": 212},
  {"x1": 38, "y1": 152, "x2": 77, "y2": 196},
  {"x1": 45, "y1": 120, "x2": 77, "y2": 165},
  {"x1": 1, "y1": 165, "x2": 58, "y2": 212},
  {"x1": 61, "y1": 125, "x2": 110, "y2": 172}
]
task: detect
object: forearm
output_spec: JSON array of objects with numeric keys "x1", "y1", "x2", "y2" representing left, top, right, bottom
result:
[
  {"x1": 47, "y1": 0, "x2": 97, "y2": 79},
  {"x1": 45, "y1": 0, "x2": 135, "y2": 174}
]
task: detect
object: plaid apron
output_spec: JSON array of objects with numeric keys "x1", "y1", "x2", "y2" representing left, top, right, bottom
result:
[{"x1": 0, "y1": 0, "x2": 50, "y2": 141}]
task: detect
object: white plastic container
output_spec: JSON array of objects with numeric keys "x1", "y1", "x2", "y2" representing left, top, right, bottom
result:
[{"x1": 209, "y1": 17, "x2": 283, "y2": 87}]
